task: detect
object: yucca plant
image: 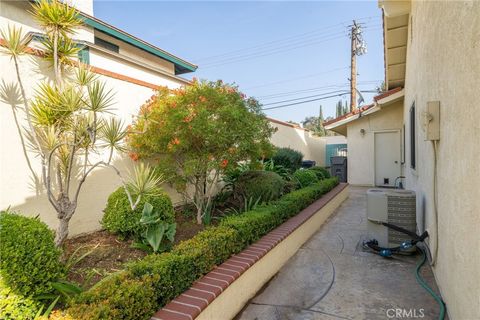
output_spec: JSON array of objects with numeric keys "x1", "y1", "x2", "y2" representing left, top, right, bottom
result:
[
  {"x1": 0, "y1": 0, "x2": 160, "y2": 246},
  {"x1": 31, "y1": 0, "x2": 82, "y2": 83}
]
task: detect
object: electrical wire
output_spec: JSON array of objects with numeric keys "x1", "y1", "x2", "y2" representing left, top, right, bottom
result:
[
  {"x1": 194, "y1": 16, "x2": 382, "y2": 63},
  {"x1": 199, "y1": 24, "x2": 382, "y2": 68},
  {"x1": 255, "y1": 81, "x2": 381, "y2": 99},
  {"x1": 201, "y1": 34, "x2": 347, "y2": 68},
  {"x1": 430, "y1": 140, "x2": 439, "y2": 266},
  {"x1": 261, "y1": 90, "x2": 351, "y2": 106},
  {"x1": 261, "y1": 91, "x2": 350, "y2": 110},
  {"x1": 243, "y1": 67, "x2": 350, "y2": 91}
]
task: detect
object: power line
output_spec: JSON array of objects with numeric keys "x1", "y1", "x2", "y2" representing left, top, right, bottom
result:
[
  {"x1": 261, "y1": 90, "x2": 353, "y2": 106},
  {"x1": 256, "y1": 80, "x2": 381, "y2": 99},
  {"x1": 199, "y1": 24, "x2": 382, "y2": 68},
  {"x1": 261, "y1": 91, "x2": 351, "y2": 111},
  {"x1": 201, "y1": 34, "x2": 346, "y2": 68},
  {"x1": 194, "y1": 16, "x2": 381, "y2": 62},
  {"x1": 243, "y1": 67, "x2": 349, "y2": 90}
]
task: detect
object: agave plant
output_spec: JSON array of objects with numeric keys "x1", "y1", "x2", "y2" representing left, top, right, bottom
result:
[{"x1": 0, "y1": 0, "x2": 162, "y2": 246}]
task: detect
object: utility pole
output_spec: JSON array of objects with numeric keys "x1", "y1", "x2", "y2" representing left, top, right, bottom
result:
[{"x1": 348, "y1": 20, "x2": 367, "y2": 112}]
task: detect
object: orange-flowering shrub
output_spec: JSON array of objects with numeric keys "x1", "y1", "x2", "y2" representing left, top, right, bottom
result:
[{"x1": 129, "y1": 80, "x2": 275, "y2": 224}]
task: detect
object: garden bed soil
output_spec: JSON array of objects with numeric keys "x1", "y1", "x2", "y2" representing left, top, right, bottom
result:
[{"x1": 64, "y1": 213, "x2": 206, "y2": 288}]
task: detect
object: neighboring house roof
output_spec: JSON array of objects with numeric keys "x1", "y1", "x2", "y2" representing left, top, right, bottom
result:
[
  {"x1": 324, "y1": 88, "x2": 404, "y2": 135},
  {"x1": 267, "y1": 117, "x2": 309, "y2": 131},
  {"x1": 80, "y1": 12, "x2": 197, "y2": 75},
  {"x1": 373, "y1": 86, "x2": 403, "y2": 102}
]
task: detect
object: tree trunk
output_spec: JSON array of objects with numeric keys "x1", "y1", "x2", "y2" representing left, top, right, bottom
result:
[
  {"x1": 55, "y1": 217, "x2": 70, "y2": 247},
  {"x1": 196, "y1": 206, "x2": 203, "y2": 225},
  {"x1": 54, "y1": 197, "x2": 75, "y2": 247}
]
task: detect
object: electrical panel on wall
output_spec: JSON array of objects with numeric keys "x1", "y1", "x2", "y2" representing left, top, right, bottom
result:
[{"x1": 424, "y1": 101, "x2": 440, "y2": 141}]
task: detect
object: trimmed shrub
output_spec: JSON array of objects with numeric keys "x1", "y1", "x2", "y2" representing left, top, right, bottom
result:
[
  {"x1": 0, "y1": 278, "x2": 41, "y2": 320},
  {"x1": 0, "y1": 211, "x2": 65, "y2": 298},
  {"x1": 271, "y1": 147, "x2": 303, "y2": 172},
  {"x1": 127, "y1": 253, "x2": 197, "y2": 306},
  {"x1": 220, "y1": 206, "x2": 280, "y2": 247},
  {"x1": 234, "y1": 170, "x2": 284, "y2": 203},
  {"x1": 65, "y1": 178, "x2": 339, "y2": 319},
  {"x1": 309, "y1": 166, "x2": 331, "y2": 179},
  {"x1": 102, "y1": 187, "x2": 175, "y2": 238},
  {"x1": 68, "y1": 271, "x2": 158, "y2": 320},
  {"x1": 294, "y1": 169, "x2": 319, "y2": 188},
  {"x1": 171, "y1": 226, "x2": 241, "y2": 277}
]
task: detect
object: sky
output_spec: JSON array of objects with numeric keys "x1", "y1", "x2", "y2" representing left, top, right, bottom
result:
[{"x1": 94, "y1": 1, "x2": 384, "y2": 123}]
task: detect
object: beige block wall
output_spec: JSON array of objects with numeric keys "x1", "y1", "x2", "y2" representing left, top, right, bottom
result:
[
  {"x1": 269, "y1": 122, "x2": 326, "y2": 166},
  {"x1": 403, "y1": 1, "x2": 480, "y2": 318},
  {"x1": 0, "y1": 53, "x2": 186, "y2": 237},
  {"x1": 0, "y1": 1, "x2": 193, "y2": 236},
  {"x1": 346, "y1": 101, "x2": 403, "y2": 186}
]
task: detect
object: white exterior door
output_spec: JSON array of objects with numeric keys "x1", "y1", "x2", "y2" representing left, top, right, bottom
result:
[{"x1": 374, "y1": 131, "x2": 401, "y2": 187}]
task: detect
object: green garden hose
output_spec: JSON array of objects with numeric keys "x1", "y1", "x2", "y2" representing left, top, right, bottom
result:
[{"x1": 415, "y1": 247, "x2": 446, "y2": 320}]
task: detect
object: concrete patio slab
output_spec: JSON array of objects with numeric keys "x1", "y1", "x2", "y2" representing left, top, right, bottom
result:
[{"x1": 237, "y1": 187, "x2": 445, "y2": 320}]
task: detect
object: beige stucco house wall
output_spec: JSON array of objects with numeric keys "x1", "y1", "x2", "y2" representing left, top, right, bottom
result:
[
  {"x1": 268, "y1": 118, "x2": 327, "y2": 166},
  {"x1": 0, "y1": 0, "x2": 196, "y2": 236},
  {"x1": 325, "y1": 1, "x2": 480, "y2": 316},
  {"x1": 395, "y1": 1, "x2": 480, "y2": 318},
  {"x1": 345, "y1": 101, "x2": 403, "y2": 186}
]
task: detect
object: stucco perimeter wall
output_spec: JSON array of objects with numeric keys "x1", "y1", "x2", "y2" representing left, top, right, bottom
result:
[
  {"x1": 0, "y1": 53, "x2": 186, "y2": 236},
  {"x1": 403, "y1": 1, "x2": 480, "y2": 318},
  {"x1": 346, "y1": 101, "x2": 403, "y2": 186},
  {"x1": 269, "y1": 122, "x2": 326, "y2": 166}
]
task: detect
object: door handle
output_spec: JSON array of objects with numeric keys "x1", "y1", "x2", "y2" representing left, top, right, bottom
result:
[{"x1": 394, "y1": 161, "x2": 398, "y2": 164}]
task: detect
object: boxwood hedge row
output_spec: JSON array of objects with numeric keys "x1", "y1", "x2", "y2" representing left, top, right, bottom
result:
[{"x1": 57, "y1": 177, "x2": 339, "y2": 320}]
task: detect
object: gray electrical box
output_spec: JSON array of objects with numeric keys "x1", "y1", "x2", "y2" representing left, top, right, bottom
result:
[{"x1": 330, "y1": 156, "x2": 347, "y2": 182}]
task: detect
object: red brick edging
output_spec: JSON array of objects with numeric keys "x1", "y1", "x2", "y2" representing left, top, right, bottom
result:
[{"x1": 152, "y1": 183, "x2": 348, "y2": 320}]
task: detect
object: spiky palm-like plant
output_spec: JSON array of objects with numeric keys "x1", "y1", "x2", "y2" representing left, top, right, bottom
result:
[
  {"x1": 0, "y1": 0, "x2": 159, "y2": 246},
  {"x1": 31, "y1": 0, "x2": 82, "y2": 84}
]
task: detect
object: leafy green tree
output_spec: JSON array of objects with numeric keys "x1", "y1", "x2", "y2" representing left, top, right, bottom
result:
[
  {"x1": 128, "y1": 80, "x2": 275, "y2": 224},
  {"x1": 0, "y1": 0, "x2": 157, "y2": 246}
]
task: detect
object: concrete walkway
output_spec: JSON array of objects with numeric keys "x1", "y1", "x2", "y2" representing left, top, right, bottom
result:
[{"x1": 237, "y1": 187, "x2": 444, "y2": 320}]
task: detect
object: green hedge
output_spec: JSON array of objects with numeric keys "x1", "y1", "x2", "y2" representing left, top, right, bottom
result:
[
  {"x1": 271, "y1": 147, "x2": 303, "y2": 172},
  {"x1": 234, "y1": 170, "x2": 285, "y2": 203},
  {"x1": 0, "y1": 278, "x2": 41, "y2": 320},
  {"x1": 293, "y1": 169, "x2": 319, "y2": 188},
  {"x1": 308, "y1": 166, "x2": 331, "y2": 179},
  {"x1": 101, "y1": 187, "x2": 175, "y2": 239},
  {"x1": 0, "y1": 211, "x2": 65, "y2": 298},
  {"x1": 64, "y1": 178, "x2": 339, "y2": 319},
  {"x1": 68, "y1": 272, "x2": 158, "y2": 320}
]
